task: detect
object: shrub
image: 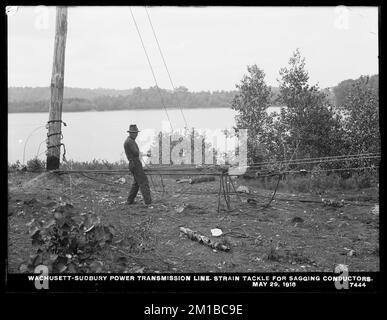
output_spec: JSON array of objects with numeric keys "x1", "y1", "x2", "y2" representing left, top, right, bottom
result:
[
  {"x1": 247, "y1": 170, "x2": 377, "y2": 193},
  {"x1": 20, "y1": 201, "x2": 115, "y2": 273},
  {"x1": 287, "y1": 176, "x2": 310, "y2": 193},
  {"x1": 8, "y1": 160, "x2": 22, "y2": 171},
  {"x1": 60, "y1": 159, "x2": 128, "y2": 171},
  {"x1": 27, "y1": 157, "x2": 46, "y2": 172}
]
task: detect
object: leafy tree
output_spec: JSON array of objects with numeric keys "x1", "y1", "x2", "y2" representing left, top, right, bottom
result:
[
  {"x1": 332, "y1": 79, "x2": 356, "y2": 107},
  {"x1": 342, "y1": 76, "x2": 380, "y2": 154},
  {"x1": 333, "y1": 74, "x2": 378, "y2": 107},
  {"x1": 277, "y1": 49, "x2": 344, "y2": 159},
  {"x1": 231, "y1": 65, "x2": 272, "y2": 163}
]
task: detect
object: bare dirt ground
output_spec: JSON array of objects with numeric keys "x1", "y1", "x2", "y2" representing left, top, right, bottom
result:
[{"x1": 8, "y1": 171, "x2": 379, "y2": 273}]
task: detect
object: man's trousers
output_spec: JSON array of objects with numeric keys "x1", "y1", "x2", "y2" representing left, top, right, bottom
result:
[{"x1": 127, "y1": 160, "x2": 152, "y2": 205}]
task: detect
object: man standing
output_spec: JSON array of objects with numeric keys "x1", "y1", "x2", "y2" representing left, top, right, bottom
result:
[{"x1": 124, "y1": 124, "x2": 152, "y2": 205}]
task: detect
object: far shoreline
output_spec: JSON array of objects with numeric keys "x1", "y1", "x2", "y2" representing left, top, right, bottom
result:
[
  {"x1": 7, "y1": 106, "x2": 234, "y2": 114},
  {"x1": 8, "y1": 105, "x2": 286, "y2": 114}
]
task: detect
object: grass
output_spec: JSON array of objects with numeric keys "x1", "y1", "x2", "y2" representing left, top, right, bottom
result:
[
  {"x1": 245, "y1": 171, "x2": 378, "y2": 194},
  {"x1": 8, "y1": 158, "x2": 129, "y2": 172},
  {"x1": 60, "y1": 159, "x2": 128, "y2": 170}
]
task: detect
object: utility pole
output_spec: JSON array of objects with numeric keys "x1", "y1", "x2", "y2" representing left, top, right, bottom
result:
[{"x1": 46, "y1": 6, "x2": 67, "y2": 170}]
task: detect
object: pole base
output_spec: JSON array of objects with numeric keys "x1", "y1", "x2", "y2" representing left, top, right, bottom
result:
[{"x1": 46, "y1": 156, "x2": 60, "y2": 170}]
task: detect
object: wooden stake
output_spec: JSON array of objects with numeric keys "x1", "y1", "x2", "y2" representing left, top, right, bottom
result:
[
  {"x1": 217, "y1": 174, "x2": 223, "y2": 213},
  {"x1": 46, "y1": 7, "x2": 68, "y2": 170},
  {"x1": 222, "y1": 174, "x2": 231, "y2": 210}
]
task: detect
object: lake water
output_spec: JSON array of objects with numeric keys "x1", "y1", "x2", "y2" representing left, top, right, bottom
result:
[{"x1": 8, "y1": 107, "x2": 282, "y2": 164}]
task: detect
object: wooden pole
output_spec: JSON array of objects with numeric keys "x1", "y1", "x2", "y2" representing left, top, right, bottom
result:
[{"x1": 46, "y1": 6, "x2": 67, "y2": 170}]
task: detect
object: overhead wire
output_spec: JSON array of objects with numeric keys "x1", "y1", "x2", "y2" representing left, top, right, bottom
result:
[
  {"x1": 129, "y1": 6, "x2": 174, "y2": 132},
  {"x1": 246, "y1": 155, "x2": 380, "y2": 169},
  {"x1": 247, "y1": 152, "x2": 380, "y2": 167},
  {"x1": 144, "y1": 6, "x2": 189, "y2": 129},
  {"x1": 262, "y1": 137, "x2": 302, "y2": 209},
  {"x1": 22, "y1": 125, "x2": 46, "y2": 164}
]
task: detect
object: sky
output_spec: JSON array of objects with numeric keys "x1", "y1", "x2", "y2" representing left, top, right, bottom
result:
[{"x1": 7, "y1": 6, "x2": 379, "y2": 92}]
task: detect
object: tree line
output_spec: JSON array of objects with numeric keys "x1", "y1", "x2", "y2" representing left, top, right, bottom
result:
[
  {"x1": 8, "y1": 74, "x2": 376, "y2": 114},
  {"x1": 8, "y1": 87, "x2": 240, "y2": 113},
  {"x1": 8, "y1": 77, "x2": 364, "y2": 114}
]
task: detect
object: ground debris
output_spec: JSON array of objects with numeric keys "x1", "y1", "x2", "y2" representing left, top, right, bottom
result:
[
  {"x1": 175, "y1": 203, "x2": 207, "y2": 215},
  {"x1": 24, "y1": 198, "x2": 38, "y2": 206},
  {"x1": 343, "y1": 247, "x2": 356, "y2": 257},
  {"x1": 246, "y1": 198, "x2": 258, "y2": 204},
  {"x1": 114, "y1": 177, "x2": 126, "y2": 184},
  {"x1": 180, "y1": 227, "x2": 230, "y2": 252},
  {"x1": 291, "y1": 217, "x2": 304, "y2": 223},
  {"x1": 371, "y1": 204, "x2": 379, "y2": 216},
  {"x1": 210, "y1": 228, "x2": 223, "y2": 237},
  {"x1": 322, "y1": 198, "x2": 345, "y2": 208},
  {"x1": 7, "y1": 172, "x2": 379, "y2": 273},
  {"x1": 176, "y1": 178, "x2": 192, "y2": 184},
  {"x1": 236, "y1": 185, "x2": 250, "y2": 194},
  {"x1": 189, "y1": 176, "x2": 216, "y2": 184}
]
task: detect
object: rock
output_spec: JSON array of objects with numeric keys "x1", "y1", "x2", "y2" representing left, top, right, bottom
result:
[
  {"x1": 371, "y1": 204, "x2": 379, "y2": 216},
  {"x1": 176, "y1": 178, "x2": 192, "y2": 184},
  {"x1": 189, "y1": 176, "x2": 215, "y2": 184},
  {"x1": 236, "y1": 185, "x2": 250, "y2": 194},
  {"x1": 211, "y1": 228, "x2": 223, "y2": 237},
  {"x1": 54, "y1": 202, "x2": 74, "y2": 213},
  {"x1": 24, "y1": 198, "x2": 37, "y2": 205},
  {"x1": 335, "y1": 264, "x2": 348, "y2": 273},
  {"x1": 322, "y1": 198, "x2": 345, "y2": 207},
  {"x1": 348, "y1": 250, "x2": 355, "y2": 257},
  {"x1": 291, "y1": 217, "x2": 304, "y2": 223},
  {"x1": 175, "y1": 203, "x2": 207, "y2": 215},
  {"x1": 175, "y1": 205, "x2": 185, "y2": 214},
  {"x1": 44, "y1": 201, "x2": 57, "y2": 208},
  {"x1": 115, "y1": 177, "x2": 126, "y2": 184},
  {"x1": 19, "y1": 264, "x2": 29, "y2": 273}
]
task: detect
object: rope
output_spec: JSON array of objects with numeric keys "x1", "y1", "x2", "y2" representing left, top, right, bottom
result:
[
  {"x1": 36, "y1": 138, "x2": 48, "y2": 159},
  {"x1": 247, "y1": 155, "x2": 380, "y2": 169},
  {"x1": 47, "y1": 131, "x2": 63, "y2": 139},
  {"x1": 144, "y1": 6, "x2": 189, "y2": 129},
  {"x1": 246, "y1": 153, "x2": 380, "y2": 167},
  {"x1": 262, "y1": 139, "x2": 301, "y2": 208},
  {"x1": 141, "y1": 158, "x2": 160, "y2": 197},
  {"x1": 47, "y1": 163, "x2": 379, "y2": 178},
  {"x1": 47, "y1": 120, "x2": 67, "y2": 126},
  {"x1": 79, "y1": 172, "x2": 121, "y2": 187},
  {"x1": 129, "y1": 7, "x2": 174, "y2": 132},
  {"x1": 22, "y1": 125, "x2": 46, "y2": 165},
  {"x1": 246, "y1": 165, "x2": 379, "y2": 177}
]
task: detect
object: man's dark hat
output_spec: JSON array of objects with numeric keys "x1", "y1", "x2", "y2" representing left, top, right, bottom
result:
[{"x1": 127, "y1": 124, "x2": 140, "y2": 133}]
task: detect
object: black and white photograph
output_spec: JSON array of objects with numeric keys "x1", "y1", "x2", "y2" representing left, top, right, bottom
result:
[{"x1": 6, "y1": 5, "x2": 380, "y2": 294}]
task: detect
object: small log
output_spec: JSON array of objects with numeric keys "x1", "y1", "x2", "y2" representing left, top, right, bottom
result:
[
  {"x1": 176, "y1": 178, "x2": 192, "y2": 184},
  {"x1": 179, "y1": 227, "x2": 230, "y2": 252},
  {"x1": 189, "y1": 176, "x2": 216, "y2": 184}
]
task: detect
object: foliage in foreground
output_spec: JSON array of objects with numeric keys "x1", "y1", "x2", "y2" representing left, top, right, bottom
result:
[{"x1": 21, "y1": 201, "x2": 115, "y2": 273}]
